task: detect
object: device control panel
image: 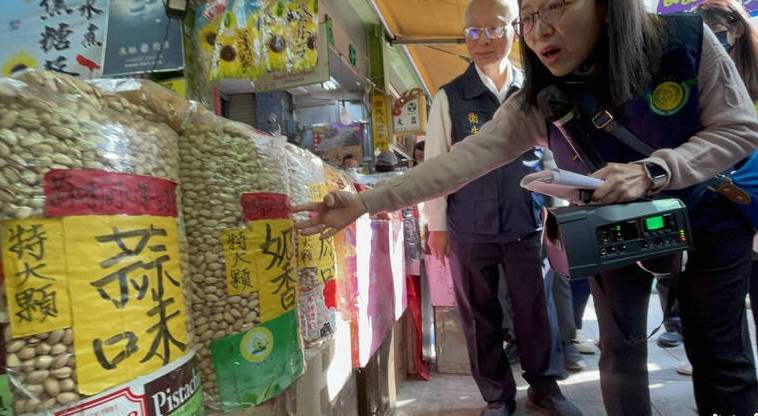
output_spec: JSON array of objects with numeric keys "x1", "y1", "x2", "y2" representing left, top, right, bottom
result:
[{"x1": 596, "y1": 212, "x2": 689, "y2": 259}]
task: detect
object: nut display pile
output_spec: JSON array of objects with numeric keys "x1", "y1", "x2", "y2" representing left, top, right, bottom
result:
[
  {"x1": 0, "y1": 69, "x2": 189, "y2": 415},
  {"x1": 178, "y1": 107, "x2": 290, "y2": 407}
]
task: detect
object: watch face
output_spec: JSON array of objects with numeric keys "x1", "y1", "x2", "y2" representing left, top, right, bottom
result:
[{"x1": 645, "y1": 163, "x2": 667, "y2": 179}]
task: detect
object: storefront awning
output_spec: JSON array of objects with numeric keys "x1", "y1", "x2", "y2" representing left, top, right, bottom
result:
[{"x1": 370, "y1": 0, "x2": 521, "y2": 96}]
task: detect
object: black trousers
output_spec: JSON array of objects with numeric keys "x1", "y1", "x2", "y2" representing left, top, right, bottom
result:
[
  {"x1": 448, "y1": 232, "x2": 562, "y2": 402},
  {"x1": 592, "y1": 192, "x2": 758, "y2": 416}
]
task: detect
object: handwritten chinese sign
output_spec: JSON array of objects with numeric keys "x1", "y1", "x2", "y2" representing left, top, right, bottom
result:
[
  {"x1": 2, "y1": 0, "x2": 106, "y2": 79},
  {"x1": 371, "y1": 94, "x2": 390, "y2": 151},
  {"x1": 1, "y1": 218, "x2": 70, "y2": 337},
  {"x1": 222, "y1": 221, "x2": 298, "y2": 321},
  {"x1": 44, "y1": 169, "x2": 179, "y2": 217},
  {"x1": 66, "y1": 215, "x2": 187, "y2": 395},
  {"x1": 299, "y1": 183, "x2": 336, "y2": 283},
  {"x1": 224, "y1": 193, "x2": 297, "y2": 321}
]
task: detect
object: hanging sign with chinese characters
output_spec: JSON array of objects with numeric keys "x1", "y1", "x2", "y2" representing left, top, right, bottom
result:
[
  {"x1": 371, "y1": 94, "x2": 390, "y2": 151},
  {"x1": 43, "y1": 169, "x2": 187, "y2": 395},
  {"x1": 1, "y1": 218, "x2": 71, "y2": 338},
  {"x1": 658, "y1": 0, "x2": 758, "y2": 14},
  {"x1": 101, "y1": 0, "x2": 184, "y2": 76},
  {"x1": 2, "y1": 0, "x2": 107, "y2": 79},
  {"x1": 297, "y1": 183, "x2": 337, "y2": 344},
  {"x1": 299, "y1": 184, "x2": 336, "y2": 278},
  {"x1": 65, "y1": 214, "x2": 187, "y2": 395},
  {"x1": 392, "y1": 88, "x2": 427, "y2": 135},
  {"x1": 222, "y1": 193, "x2": 297, "y2": 322}
]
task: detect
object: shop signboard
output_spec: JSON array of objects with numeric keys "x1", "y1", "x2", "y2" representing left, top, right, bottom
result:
[
  {"x1": 371, "y1": 94, "x2": 390, "y2": 151},
  {"x1": 101, "y1": 1, "x2": 184, "y2": 76},
  {"x1": 1, "y1": 0, "x2": 107, "y2": 79},
  {"x1": 392, "y1": 88, "x2": 427, "y2": 135},
  {"x1": 255, "y1": 23, "x2": 329, "y2": 92},
  {"x1": 657, "y1": 0, "x2": 758, "y2": 15}
]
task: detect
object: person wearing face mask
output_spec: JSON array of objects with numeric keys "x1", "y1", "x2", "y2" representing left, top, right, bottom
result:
[
  {"x1": 693, "y1": 0, "x2": 758, "y2": 112},
  {"x1": 293, "y1": 1, "x2": 758, "y2": 415},
  {"x1": 341, "y1": 153, "x2": 359, "y2": 179},
  {"x1": 423, "y1": 1, "x2": 582, "y2": 415}
]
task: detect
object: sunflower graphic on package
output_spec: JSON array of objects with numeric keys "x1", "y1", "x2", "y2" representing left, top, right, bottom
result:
[
  {"x1": 213, "y1": 12, "x2": 244, "y2": 79},
  {"x1": 198, "y1": 21, "x2": 220, "y2": 55},
  {"x1": 287, "y1": 1, "x2": 318, "y2": 70},
  {"x1": 2, "y1": 51, "x2": 38, "y2": 77}
]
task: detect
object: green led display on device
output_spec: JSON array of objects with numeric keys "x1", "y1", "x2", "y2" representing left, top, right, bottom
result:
[{"x1": 645, "y1": 215, "x2": 665, "y2": 230}]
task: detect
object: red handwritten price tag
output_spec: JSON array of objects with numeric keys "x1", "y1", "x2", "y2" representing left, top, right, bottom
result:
[
  {"x1": 241, "y1": 193, "x2": 291, "y2": 221},
  {"x1": 44, "y1": 170, "x2": 178, "y2": 217}
]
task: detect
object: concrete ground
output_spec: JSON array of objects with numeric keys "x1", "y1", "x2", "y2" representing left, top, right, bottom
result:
[{"x1": 393, "y1": 290, "x2": 753, "y2": 416}]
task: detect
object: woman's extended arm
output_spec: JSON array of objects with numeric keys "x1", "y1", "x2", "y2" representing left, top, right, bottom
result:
[{"x1": 293, "y1": 94, "x2": 546, "y2": 236}]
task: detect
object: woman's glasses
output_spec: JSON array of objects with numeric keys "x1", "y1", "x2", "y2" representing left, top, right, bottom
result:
[{"x1": 513, "y1": 0, "x2": 568, "y2": 36}]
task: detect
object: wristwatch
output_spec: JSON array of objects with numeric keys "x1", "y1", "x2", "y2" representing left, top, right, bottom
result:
[{"x1": 643, "y1": 162, "x2": 668, "y2": 192}]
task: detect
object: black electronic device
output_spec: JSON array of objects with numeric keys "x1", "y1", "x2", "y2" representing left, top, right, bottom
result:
[{"x1": 543, "y1": 198, "x2": 693, "y2": 278}]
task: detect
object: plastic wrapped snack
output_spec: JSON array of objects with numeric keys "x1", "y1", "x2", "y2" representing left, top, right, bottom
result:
[
  {"x1": 285, "y1": 145, "x2": 338, "y2": 347},
  {"x1": 178, "y1": 106, "x2": 301, "y2": 410},
  {"x1": 0, "y1": 69, "x2": 196, "y2": 415}
]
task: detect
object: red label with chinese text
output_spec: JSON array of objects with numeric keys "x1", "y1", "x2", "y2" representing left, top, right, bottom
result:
[
  {"x1": 44, "y1": 170, "x2": 178, "y2": 217},
  {"x1": 241, "y1": 193, "x2": 291, "y2": 221}
]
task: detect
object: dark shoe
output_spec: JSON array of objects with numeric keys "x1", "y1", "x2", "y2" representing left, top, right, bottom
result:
[
  {"x1": 504, "y1": 341, "x2": 520, "y2": 365},
  {"x1": 563, "y1": 343, "x2": 586, "y2": 372},
  {"x1": 480, "y1": 400, "x2": 516, "y2": 416},
  {"x1": 527, "y1": 387, "x2": 583, "y2": 416},
  {"x1": 656, "y1": 330, "x2": 682, "y2": 348}
]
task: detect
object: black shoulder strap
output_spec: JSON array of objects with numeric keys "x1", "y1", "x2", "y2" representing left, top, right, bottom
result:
[{"x1": 573, "y1": 91, "x2": 657, "y2": 157}]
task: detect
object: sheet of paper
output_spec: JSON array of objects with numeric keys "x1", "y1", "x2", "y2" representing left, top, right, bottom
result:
[{"x1": 520, "y1": 168, "x2": 604, "y2": 204}]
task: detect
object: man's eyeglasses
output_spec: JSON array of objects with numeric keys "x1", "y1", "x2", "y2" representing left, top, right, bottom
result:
[
  {"x1": 463, "y1": 25, "x2": 508, "y2": 40},
  {"x1": 512, "y1": 0, "x2": 568, "y2": 36}
]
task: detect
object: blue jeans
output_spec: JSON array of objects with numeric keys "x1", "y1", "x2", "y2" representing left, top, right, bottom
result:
[{"x1": 591, "y1": 192, "x2": 757, "y2": 416}]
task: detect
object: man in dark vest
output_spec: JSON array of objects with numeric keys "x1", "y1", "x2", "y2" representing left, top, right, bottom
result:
[{"x1": 423, "y1": 1, "x2": 582, "y2": 415}]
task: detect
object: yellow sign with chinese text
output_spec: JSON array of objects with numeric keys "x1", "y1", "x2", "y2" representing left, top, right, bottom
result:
[
  {"x1": 222, "y1": 220, "x2": 298, "y2": 322},
  {"x1": 64, "y1": 215, "x2": 187, "y2": 395},
  {"x1": 371, "y1": 94, "x2": 389, "y2": 151},
  {"x1": 300, "y1": 183, "x2": 336, "y2": 282},
  {"x1": 1, "y1": 218, "x2": 71, "y2": 338},
  {"x1": 307, "y1": 183, "x2": 327, "y2": 203}
]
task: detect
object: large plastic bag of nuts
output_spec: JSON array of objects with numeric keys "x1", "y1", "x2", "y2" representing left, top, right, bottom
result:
[
  {"x1": 285, "y1": 144, "x2": 338, "y2": 347},
  {"x1": 0, "y1": 69, "x2": 198, "y2": 415},
  {"x1": 89, "y1": 77, "x2": 192, "y2": 133},
  {"x1": 178, "y1": 106, "x2": 305, "y2": 412}
]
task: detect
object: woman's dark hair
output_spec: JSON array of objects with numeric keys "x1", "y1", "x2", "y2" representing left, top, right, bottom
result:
[
  {"x1": 694, "y1": 0, "x2": 758, "y2": 101},
  {"x1": 413, "y1": 141, "x2": 425, "y2": 152},
  {"x1": 518, "y1": 0, "x2": 667, "y2": 108}
]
